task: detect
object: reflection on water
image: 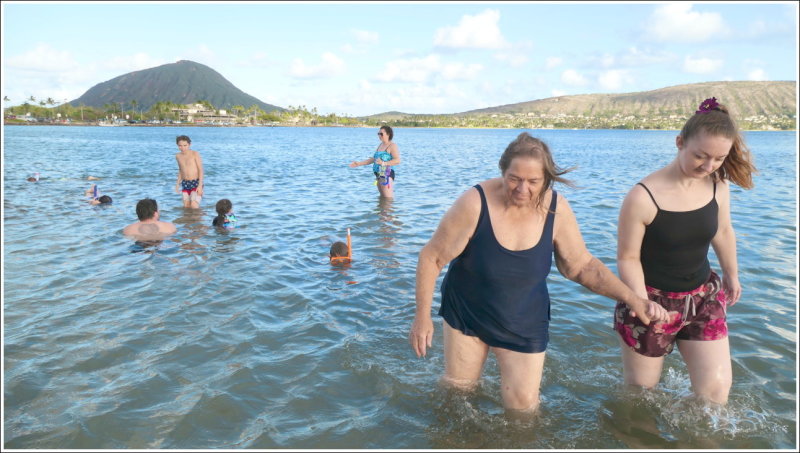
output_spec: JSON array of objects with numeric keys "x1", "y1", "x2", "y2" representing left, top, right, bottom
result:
[{"x1": 172, "y1": 207, "x2": 210, "y2": 255}]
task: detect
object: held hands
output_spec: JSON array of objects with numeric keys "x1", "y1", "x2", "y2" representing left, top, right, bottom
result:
[
  {"x1": 722, "y1": 274, "x2": 741, "y2": 306},
  {"x1": 409, "y1": 315, "x2": 434, "y2": 358},
  {"x1": 629, "y1": 298, "x2": 670, "y2": 325},
  {"x1": 375, "y1": 158, "x2": 384, "y2": 166}
]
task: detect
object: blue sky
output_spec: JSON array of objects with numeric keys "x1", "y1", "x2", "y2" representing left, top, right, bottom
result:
[{"x1": 2, "y1": 1, "x2": 797, "y2": 116}]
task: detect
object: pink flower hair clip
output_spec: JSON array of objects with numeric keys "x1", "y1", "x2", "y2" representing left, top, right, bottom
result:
[{"x1": 696, "y1": 97, "x2": 720, "y2": 114}]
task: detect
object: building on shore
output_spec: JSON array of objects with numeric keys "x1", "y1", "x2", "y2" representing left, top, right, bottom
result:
[{"x1": 171, "y1": 104, "x2": 239, "y2": 125}]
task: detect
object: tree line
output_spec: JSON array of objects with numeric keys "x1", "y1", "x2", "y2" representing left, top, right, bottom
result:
[{"x1": 3, "y1": 96, "x2": 794, "y2": 130}]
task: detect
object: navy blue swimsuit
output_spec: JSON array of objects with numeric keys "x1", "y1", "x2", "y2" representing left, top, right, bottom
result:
[{"x1": 438, "y1": 185, "x2": 557, "y2": 353}]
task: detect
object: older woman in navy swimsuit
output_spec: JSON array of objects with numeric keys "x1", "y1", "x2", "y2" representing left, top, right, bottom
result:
[{"x1": 409, "y1": 132, "x2": 669, "y2": 415}]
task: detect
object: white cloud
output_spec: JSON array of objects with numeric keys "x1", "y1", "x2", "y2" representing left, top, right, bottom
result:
[
  {"x1": 747, "y1": 68, "x2": 768, "y2": 81},
  {"x1": 103, "y1": 52, "x2": 166, "y2": 72},
  {"x1": 561, "y1": 69, "x2": 588, "y2": 86},
  {"x1": 290, "y1": 52, "x2": 346, "y2": 79},
  {"x1": 597, "y1": 69, "x2": 634, "y2": 91},
  {"x1": 551, "y1": 89, "x2": 568, "y2": 97},
  {"x1": 375, "y1": 55, "x2": 441, "y2": 83},
  {"x1": 5, "y1": 43, "x2": 80, "y2": 72},
  {"x1": 682, "y1": 55, "x2": 723, "y2": 74},
  {"x1": 434, "y1": 9, "x2": 507, "y2": 49},
  {"x1": 362, "y1": 83, "x2": 473, "y2": 114},
  {"x1": 3, "y1": 44, "x2": 132, "y2": 103},
  {"x1": 618, "y1": 47, "x2": 675, "y2": 66},
  {"x1": 545, "y1": 57, "x2": 563, "y2": 70},
  {"x1": 373, "y1": 54, "x2": 482, "y2": 83},
  {"x1": 645, "y1": 4, "x2": 728, "y2": 43},
  {"x1": 585, "y1": 47, "x2": 675, "y2": 70},
  {"x1": 441, "y1": 62, "x2": 484, "y2": 80}
]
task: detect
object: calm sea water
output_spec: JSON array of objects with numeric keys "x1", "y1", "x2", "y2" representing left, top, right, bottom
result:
[{"x1": 2, "y1": 125, "x2": 796, "y2": 449}]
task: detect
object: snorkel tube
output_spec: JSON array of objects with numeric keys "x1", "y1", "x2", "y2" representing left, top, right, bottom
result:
[{"x1": 346, "y1": 228, "x2": 352, "y2": 259}]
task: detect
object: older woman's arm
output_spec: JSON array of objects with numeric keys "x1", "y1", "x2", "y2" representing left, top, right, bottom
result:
[
  {"x1": 552, "y1": 194, "x2": 668, "y2": 325},
  {"x1": 410, "y1": 187, "x2": 481, "y2": 357}
]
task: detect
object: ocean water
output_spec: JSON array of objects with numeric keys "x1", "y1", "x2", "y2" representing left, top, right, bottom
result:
[{"x1": 2, "y1": 125, "x2": 796, "y2": 449}]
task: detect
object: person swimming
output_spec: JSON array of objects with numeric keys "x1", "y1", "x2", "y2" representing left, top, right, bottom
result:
[
  {"x1": 330, "y1": 228, "x2": 352, "y2": 264},
  {"x1": 84, "y1": 184, "x2": 112, "y2": 205},
  {"x1": 212, "y1": 199, "x2": 237, "y2": 229}
]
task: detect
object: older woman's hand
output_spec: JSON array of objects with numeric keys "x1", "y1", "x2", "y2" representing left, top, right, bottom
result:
[
  {"x1": 629, "y1": 298, "x2": 670, "y2": 325},
  {"x1": 409, "y1": 315, "x2": 434, "y2": 358}
]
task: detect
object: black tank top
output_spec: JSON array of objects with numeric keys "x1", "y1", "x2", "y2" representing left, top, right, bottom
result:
[
  {"x1": 638, "y1": 182, "x2": 718, "y2": 292},
  {"x1": 438, "y1": 185, "x2": 557, "y2": 353}
]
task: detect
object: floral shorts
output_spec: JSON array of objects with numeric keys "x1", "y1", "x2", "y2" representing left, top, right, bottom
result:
[{"x1": 614, "y1": 271, "x2": 728, "y2": 358}]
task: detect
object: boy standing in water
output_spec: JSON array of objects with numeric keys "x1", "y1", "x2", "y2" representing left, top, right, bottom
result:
[{"x1": 174, "y1": 135, "x2": 204, "y2": 208}]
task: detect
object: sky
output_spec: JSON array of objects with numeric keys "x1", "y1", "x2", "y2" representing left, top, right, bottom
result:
[{"x1": 1, "y1": 1, "x2": 798, "y2": 116}]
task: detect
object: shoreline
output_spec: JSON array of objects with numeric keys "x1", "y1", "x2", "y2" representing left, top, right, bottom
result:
[{"x1": 2, "y1": 121, "x2": 791, "y2": 132}]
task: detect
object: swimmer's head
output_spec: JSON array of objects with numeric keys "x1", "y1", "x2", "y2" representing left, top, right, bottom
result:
[
  {"x1": 379, "y1": 125, "x2": 394, "y2": 140},
  {"x1": 215, "y1": 198, "x2": 232, "y2": 216},
  {"x1": 176, "y1": 135, "x2": 191, "y2": 145},
  {"x1": 98, "y1": 195, "x2": 112, "y2": 204},
  {"x1": 135, "y1": 198, "x2": 158, "y2": 220},
  {"x1": 27, "y1": 177, "x2": 37, "y2": 182},
  {"x1": 330, "y1": 241, "x2": 348, "y2": 258}
]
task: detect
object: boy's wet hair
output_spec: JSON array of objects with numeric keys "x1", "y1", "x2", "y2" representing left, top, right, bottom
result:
[
  {"x1": 136, "y1": 198, "x2": 158, "y2": 220},
  {"x1": 215, "y1": 199, "x2": 232, "y2": 216},
  {"x1": 98, "y1": 195, "x2": 112, "y2": 204},
  {"x1": 330, "y1": 241, "x2": 348, "y2": 258},
  {"x1": 176, "y1": 135, "x2": 191, "y2": 144}
]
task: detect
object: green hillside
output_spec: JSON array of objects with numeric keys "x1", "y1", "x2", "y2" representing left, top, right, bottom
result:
[
  {"x1": 363, "y1": 81, "x2": 796, "y2": 130},
  {"x1": 69, "y1": 60, "x2": 283, "y2": 112}
]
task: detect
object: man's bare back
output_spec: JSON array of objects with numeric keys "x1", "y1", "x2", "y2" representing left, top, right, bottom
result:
[{"x1": 123, "y1": 220, "x2": 176, "y2": 242}]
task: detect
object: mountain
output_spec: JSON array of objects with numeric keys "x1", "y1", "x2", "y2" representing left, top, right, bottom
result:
[
  {"x1": 69, "y1": 60, "x2": 282, "y2": 112},
  {"x1": 458, "y1": 81, "x2": 795, "y2": 118}
]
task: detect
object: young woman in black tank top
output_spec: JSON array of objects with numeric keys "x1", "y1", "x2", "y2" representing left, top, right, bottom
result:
[{"x1": 616, "y1": 98, "x2": 756, "y2": 405}]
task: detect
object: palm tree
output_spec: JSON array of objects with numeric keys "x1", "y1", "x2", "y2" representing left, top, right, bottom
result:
[
  {"x1": 131, "y1": 99, "x2": 138, "y2": 121},
  {"x1": 231, "y1": 105, "x2": 244, "y2": 122}
]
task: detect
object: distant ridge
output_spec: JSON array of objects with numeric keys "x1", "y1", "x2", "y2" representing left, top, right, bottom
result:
[
  {"x1": 70, "y1": 60, "x2": 282, "y2": 112},
  {"x1": 458, "y1": 81, "x2": 795, "y2": 118}
]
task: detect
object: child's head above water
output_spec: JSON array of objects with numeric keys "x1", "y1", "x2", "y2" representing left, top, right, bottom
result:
[
  {"x1": 330, "y1": 241, "x2": 348, "y2": 258},
  {"x1": 97, "y1": 195, "x2": 113, "y2": 204},
  {"x1": 215, "y1": 198, "x2": 233, "y2": 215}
]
